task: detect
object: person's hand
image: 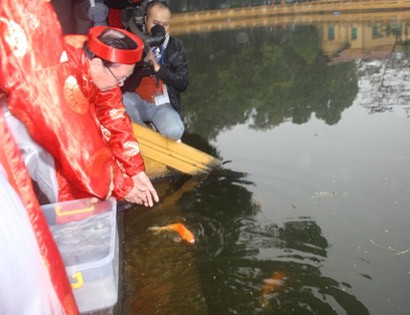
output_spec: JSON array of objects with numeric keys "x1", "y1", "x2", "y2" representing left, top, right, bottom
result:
[
  {"x1": 131, "y1": 171, "x2": 159, "y2": 207},
  {"x1": 123, "y1": 187, "x2": 144, "y2": 205}
]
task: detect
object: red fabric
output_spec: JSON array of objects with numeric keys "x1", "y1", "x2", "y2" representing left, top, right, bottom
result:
[
  {"x1": 0, "y1": 106, "x2": 78, "y2": 314},
  {"x1": 0, "y1": 5, "x2": 121, "y2": 201},
  {"x1": 107, "y1": 8, "x2": 124, "y2": 29},
  {"x1": 135, "y1": 75, "x2": 164, "y2": 102},
  {"x1": 0, "y1": 2, "x2": 145, "y2": 311},
  {"x1": 0, "y1": 1, "x2": 145, "y2": 202}
]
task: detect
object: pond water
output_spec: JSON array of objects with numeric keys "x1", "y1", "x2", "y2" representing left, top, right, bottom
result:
[{"x1": 121, "y1": 14, "x2": 410, "y2": 315}]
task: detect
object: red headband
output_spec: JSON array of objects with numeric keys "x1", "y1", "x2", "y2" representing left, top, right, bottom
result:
[{"x1": 88, "y1": 26, "x2": 144, "y2": 64}]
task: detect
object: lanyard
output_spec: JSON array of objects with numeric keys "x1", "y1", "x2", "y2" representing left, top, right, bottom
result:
[
  {"x1": 160, "y1": 50, "x2": 165, "y2": 65},
  {"x1": 154, "y1": 46, "x2": 166, "y2": 87}
]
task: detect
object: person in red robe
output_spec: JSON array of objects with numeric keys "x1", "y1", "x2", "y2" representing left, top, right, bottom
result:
[
  {"x1": 0, "y1": 2, "x2": 157, "y2": 313},
  {"x1": 60, "y1": 25, "x2": 159, "y2": 207},
  {"x1": 0, "y1": 1, "x2": 159, "y2": 207}
]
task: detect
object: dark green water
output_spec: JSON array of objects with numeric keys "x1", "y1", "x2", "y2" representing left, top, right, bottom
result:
[{"x1": 121, "y1": 18, "x2": 410, "y2": 315}]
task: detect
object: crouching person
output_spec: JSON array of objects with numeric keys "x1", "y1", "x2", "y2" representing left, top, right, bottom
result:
[{"x1": 122, "y1": 0, "x2": 188, "y2": 141}]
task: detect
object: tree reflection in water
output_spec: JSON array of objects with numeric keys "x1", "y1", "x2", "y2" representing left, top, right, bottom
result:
[{"x1": 182, "y1": 25, "x2": 358, "y2": 140}]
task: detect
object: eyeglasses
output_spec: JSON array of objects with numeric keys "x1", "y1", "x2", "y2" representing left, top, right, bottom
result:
[{"x1": 106, "y1": 67, "x2": 126, "y2": 86}]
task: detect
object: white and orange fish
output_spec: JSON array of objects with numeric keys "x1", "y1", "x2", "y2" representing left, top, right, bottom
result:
[
  {"x1": 148, "y1": 223, "x2": 195, "y2": 244},
  {"x1": 262, "y1": 272, "x2": 286, "y2": 297}
]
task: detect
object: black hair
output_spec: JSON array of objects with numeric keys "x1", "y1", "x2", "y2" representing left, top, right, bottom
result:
[
  {"x1": 84, "y1": 29, "x2": 138, "y2": 67},
  {"x1": 145, "y1": 0, "x2": 170, "y2": 18}
]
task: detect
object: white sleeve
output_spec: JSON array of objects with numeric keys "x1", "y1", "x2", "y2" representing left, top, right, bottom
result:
[
  {"x1": 3, "y1": 107, "x2": 58, "y2": 203},
  {"x1": 0, "y1": 164, "x2": 63, "y2": 315}
]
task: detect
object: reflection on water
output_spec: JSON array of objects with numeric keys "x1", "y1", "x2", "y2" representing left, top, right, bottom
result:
[
  {"x1": 121, "y1": 178, "x2": 209, "y2": 315},
  {"x1": 182, "y1": 18, "x2": 410, "y2": 139},
  {"x1": 187, "y1": 171, "x2": 370, "y2": 315},
  {"x1": 122, "y1": 16, "x2": 410, "y2": 315},
  {"x1": 122, "y1": 170, "x2": 372, "y2": 314},
  {"x1": 182, "y1": 24, "x2": 360, "y2": 138},
  {"x1": 357, "y1": 53, "x2": 410, "y2": 115}
]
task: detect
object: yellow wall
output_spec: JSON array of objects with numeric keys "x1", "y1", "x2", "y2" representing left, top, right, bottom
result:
[{"x1": 319, "y1": 21, "x2": 410, "y2": 56}]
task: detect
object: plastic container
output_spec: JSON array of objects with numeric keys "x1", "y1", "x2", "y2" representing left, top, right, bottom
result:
[{"x1": 41, "y1": 197, "x2": 118, "y2": 313}]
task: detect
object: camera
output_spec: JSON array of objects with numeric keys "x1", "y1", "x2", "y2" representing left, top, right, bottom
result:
[
  {"x1": 105, "y1": 0, "x2": 166, "y2": 48},
  {"x1": 127, "y1": 6, "x2": 166, "y2": 48},
  {"x1": 138, "y1": 23, "x2": 166, "y2": 48}
]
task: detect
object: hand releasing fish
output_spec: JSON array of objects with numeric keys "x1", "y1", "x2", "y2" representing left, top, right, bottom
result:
[{"x1": 148, "y1": 223, "x2": 195, "y2": 244}]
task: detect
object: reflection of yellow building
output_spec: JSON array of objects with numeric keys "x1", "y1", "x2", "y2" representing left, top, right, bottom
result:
[
  {"x1": 318, "y1": 22, "x2": 410, "y2": 63},
  {"x1": 320, "y1": 23, "x2": 394, "y2": 55},
  {"x1": 172, "y1": 4, "x2": 410, "y2": 35},
  {"x1": 172, "y1": 6, "x2": 410, "y2": 62}
]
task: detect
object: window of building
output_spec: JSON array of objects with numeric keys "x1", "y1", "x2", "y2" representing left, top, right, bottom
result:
[
  {"x1": 328, "y1": 26, "x2": 335, "y2": 41},
  {"x1": 372, "y1": 25, "x2": 379, "y2": 39},
  {"x1": 351, "y1": 27, "x2": 357, "y2": 40}
]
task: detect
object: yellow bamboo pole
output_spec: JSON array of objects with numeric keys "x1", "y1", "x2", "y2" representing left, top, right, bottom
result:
[{"x1": 132, "y1": 123, "x2": 221, "y2": 177}]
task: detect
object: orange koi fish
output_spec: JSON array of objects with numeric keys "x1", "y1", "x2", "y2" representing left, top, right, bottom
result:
[
  {"x1": 262, "y1": 272, "x2": 286, "y2": 297},
  {"x1": 148, "y1": 223, "x2": 195, "y2": 244}
]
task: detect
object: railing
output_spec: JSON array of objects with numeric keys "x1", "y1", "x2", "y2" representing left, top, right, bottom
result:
[
  {"x1": 172, "y1": 0, "x2": 410, "y2": 25},
  {"x1": 171, "y1": 5, "x2": 410, "y2": 35},
  {"x1": 171, "y1": 0, "x2": 410, "y2": 35}
]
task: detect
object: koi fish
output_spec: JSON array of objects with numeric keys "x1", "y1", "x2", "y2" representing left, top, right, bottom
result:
[
  {"x1": 262, "y1": 272, "x2": 286, "y2": 297},
  {"x1": 148, "y1": 223, "x2": 195, "y2": 244}
]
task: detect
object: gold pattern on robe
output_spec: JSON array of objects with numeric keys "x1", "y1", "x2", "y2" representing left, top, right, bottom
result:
[
  {"x1": 123, "y1": 140, "x2": 140, "y2": 156},
  {"x1": 109, "y1": 107, "x2": 125, "y2": 120},
  {"x1": 25, "y1": 10, "x2": 40, "y2": 30},
  {"x1": 63, "y1": 75, "x2": 89, "y2": 114},
  {"x1": 100, "y1": 125, "x2": 112, "y2": 142},
  {"x1": 0, "y1": 18, "x2": 27, "y2": 58}
]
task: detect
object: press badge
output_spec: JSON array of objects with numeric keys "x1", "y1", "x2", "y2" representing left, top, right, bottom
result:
[{"x1": 154, "y1": 84, "x2": 170, "y2": 106}]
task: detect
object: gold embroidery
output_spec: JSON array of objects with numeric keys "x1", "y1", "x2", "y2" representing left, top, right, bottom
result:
[
  {"x1": 0, "y1": 18, "x2": 28, "y2": 58},
  {"x1": 63, "y1": 75, "x2": 89, "y2": 114},
  {"x1": 100, "y1": 125, "x2": 112, "y2": 142},
  {"x1": 109, "y1": 108, "x2": 125, "y2": 120},
  {"x1": 123, "y1": 141, "x2": 140, "y2": 156}
]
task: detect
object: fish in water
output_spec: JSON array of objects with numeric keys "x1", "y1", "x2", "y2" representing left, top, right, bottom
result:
[
  {"x1": 262, "y1": 272, "x2": 286, "y2": 298},
  {"x1": 148, "y1": 223, "x2": 195, "y2": 244}
]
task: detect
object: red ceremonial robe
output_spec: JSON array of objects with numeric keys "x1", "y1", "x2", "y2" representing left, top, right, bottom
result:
[{"x1": 0, "y1": 1, "x2": 144, "y2": 202}]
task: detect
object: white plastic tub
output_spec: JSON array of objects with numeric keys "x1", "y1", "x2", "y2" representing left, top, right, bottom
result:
[{"x1": 41, "y1": 197, "x2": 118, "y2": 313}]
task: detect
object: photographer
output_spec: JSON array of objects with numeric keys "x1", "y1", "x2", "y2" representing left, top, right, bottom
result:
[{"x1": 122, "y1": 0, "x2": 188, "y2": 141}]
